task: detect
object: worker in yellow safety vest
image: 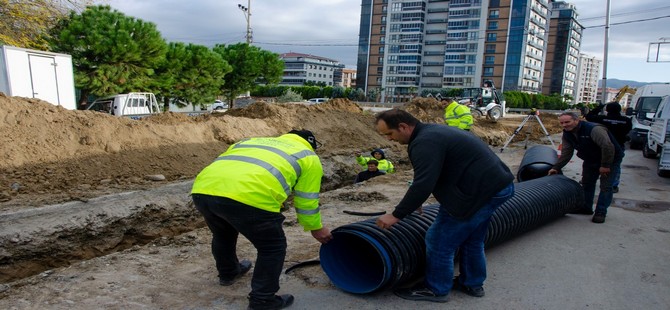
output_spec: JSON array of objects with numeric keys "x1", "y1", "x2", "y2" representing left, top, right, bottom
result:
[
  {"x1": 442, "y1": 98, "x2": 474, "y2": 130},
  {"x1": 355, "y1": 148, "x2": 395, "y2": 173},
  {"x1": 191, "y1": 129, "x2": 332, "y2": 310}
]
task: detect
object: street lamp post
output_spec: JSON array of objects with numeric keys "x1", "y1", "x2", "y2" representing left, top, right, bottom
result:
[
  {"x1": 600, "y1": 0, "x2": 611, "y2": 104},
  {"x1": 238, "y1": 0, "x2": 252, "y2": 44}
]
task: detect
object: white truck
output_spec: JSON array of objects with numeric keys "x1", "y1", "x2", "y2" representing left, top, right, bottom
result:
[
  {"x1": 0, "y1": 45, "x2": 76, "y2": 109},
  {"x1": 643, "y1": 95, "x2": 670, "y2": 177},
  {"x1": 625, "y1": 83, "x2": 670, "y2": 149},
  {"x1": 86, "y1": 92, "x2": 161, "y2": 119}
]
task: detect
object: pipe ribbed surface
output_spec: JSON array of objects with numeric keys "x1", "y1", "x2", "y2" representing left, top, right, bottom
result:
[
  {"x1": 517, "y1": 145, "x2": 558, "y2": 182},
  {"x1": 319, "y1": 175, "x2": 584, "y2": 294}
]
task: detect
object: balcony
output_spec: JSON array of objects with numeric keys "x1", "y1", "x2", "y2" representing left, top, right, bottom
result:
[
  {"x1": 424, "y1": 51, "x2": 444, "y2": 56},
  {"x1": 427, "y1": 19, "x2": 448, "y2": 24},
  {"x1": 423, "y1": 61, "x2": 444, "y2": 66},
  {"x1": 425, "y1": 40, "x2": 447, "y2": 45},
  {"x1": 423, "y1": 72, "x2": 443, "y2": 77}
]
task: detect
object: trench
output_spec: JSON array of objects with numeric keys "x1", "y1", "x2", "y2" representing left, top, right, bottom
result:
[{"x1": 0, "y1": 162, "x2": 358, "y2": 284}]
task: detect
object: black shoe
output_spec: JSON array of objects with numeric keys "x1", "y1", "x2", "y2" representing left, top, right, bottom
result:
[
  {"x1": 248, "y1": 294, "x2": 294, "y2": 310},
  {"x1": 453, "y1": 276, "x2": 485, "y2": 297},
  {"x1": 568, "y1": 208, "x2": 594, "y2": 215},
  {"x1": 394, "y1": 284, "x2": 448, "y2": 303},
  {"x1": 612, "y1": 186, "x2": 619, "y2": 193},
  {"x1": 592, "y1": 213, "x2": 606, "y2": 224},
  {"x1": 219, "y1": 259, "x2": 252, "y2": 286}
]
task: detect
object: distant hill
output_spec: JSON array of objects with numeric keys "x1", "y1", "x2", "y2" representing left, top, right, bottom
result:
[{"x1": 597, "y1": 78, "x2": 667, "y2": 89}]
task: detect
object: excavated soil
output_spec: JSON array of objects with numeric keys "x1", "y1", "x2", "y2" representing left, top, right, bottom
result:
[{"x1": 0, "y1": 94, "x2": 563, "y2": 308}]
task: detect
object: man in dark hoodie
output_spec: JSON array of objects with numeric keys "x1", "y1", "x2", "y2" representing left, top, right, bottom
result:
[
  {"x1": 355, "y1": 148, "x2": 395, "y2": 173},
  {"x1": 374, "y1": 109, "x2": 514, "y2": 303},
  {"x1": 585, "y1": 102, "x2": 632, "y2": 193}
]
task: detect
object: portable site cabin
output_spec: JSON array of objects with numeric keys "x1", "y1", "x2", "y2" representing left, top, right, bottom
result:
[{"x1": 0, "y1": 45, "x2": 76, "y2": 110}]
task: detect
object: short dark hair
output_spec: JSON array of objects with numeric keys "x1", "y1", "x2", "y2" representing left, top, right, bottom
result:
[
  {"x1": 375, "y1": 108, "x2": 419, "y2": 129},
  {"x1": 367, "y1": 159, "x2": 378, "y2": 165},
  {"x1": 606, "y1": 102, "x2": 622, "y2": 114}
]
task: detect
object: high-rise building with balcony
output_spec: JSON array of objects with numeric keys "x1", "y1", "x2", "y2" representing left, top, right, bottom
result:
[
  {"x1": 356, "y1": 0, "x2": 565, "y2": 102},
  {"x1": 489, "y1": 0, "x2": 551, "y2": 93},
  {"x1": 543, "y1": 1, "x2": 582, "y2": 99},
  {"x1": 575, "y1": 53, "x2": 601, "y2": 104}
]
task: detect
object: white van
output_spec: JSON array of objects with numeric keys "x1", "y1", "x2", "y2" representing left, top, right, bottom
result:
[
  {"x1": 86, "y1": 92, "x2": 161, "y2": 118},
  {"x1": 626, "y1": 83, "x2": 670, "y2": 149},
  {"x1": 307, "y1": 98, "x2": 328, "y2": 104},
  {"x1": 643, "y1": 95, "x2": 670, "y2": 177}
]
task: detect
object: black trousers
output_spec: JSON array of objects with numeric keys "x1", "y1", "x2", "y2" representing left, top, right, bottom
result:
[{"x1": 192, "y1": 194, "x2": 287, "y2": 301}]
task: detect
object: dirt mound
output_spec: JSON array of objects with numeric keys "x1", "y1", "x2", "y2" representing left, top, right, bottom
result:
[{"x1": 0, "y1": 94, "x2": 554, "y2": 210}]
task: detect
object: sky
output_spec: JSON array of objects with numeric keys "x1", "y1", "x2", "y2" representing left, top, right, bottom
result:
[{"x1": 106, "y1": 0, "x2": 670, "y2": 83}]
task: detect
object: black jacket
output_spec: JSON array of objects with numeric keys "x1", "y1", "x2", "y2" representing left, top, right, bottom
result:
[
  {"x1": 585, "y1": 105, "x2": 632, "y2": 149},
  {"x1": 392, "y1": 123, "x2": 514, "y2": 220},
  {"x1": 355, "y1": 170, "x2": 385, "y2": 183}
]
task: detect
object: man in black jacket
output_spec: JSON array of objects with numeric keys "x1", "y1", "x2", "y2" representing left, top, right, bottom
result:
[
  {"x1": 374, "y1": 109, "x2": 514, "y2": 302},
  {"x1": 585, "y1": 102, "x2": 632, "y2": 193}
]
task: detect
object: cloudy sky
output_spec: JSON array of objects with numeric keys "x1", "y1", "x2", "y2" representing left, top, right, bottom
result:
[{"x1": 107, "y1": 0, "x2": 669, "y2": 83}]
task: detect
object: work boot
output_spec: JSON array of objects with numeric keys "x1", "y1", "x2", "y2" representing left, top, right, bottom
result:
[
  {"x1": 592, "y1": 213, "x2": 606, "y2": 224},
  {"x1": 248, "y1": 294, "x2": 294, "y2": 310},
  {"x1": 394, "y1": 283, "x2": 449, "y2": 303},
  {"x1": 453, "y1": 276, "x2": 485, "y2": 297},
  {"x1": 219, "y1": 260, "x2": 252, "y2": 286}
]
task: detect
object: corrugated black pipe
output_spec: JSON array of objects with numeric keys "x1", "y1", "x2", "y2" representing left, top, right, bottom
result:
[
  {"x1": 319, "y1": 175, "x2": 584, "y2": 294},
  {"x1": 517, "y1": 145, "x2": 558, "y2": 182}
]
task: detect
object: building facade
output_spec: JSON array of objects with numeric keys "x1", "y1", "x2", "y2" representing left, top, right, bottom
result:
[
  {"x1": 543, "y1": 1, "x2": 582, "y2": 99},
  {"x1": 279, "y1": 52, "x2": 340, "y2": 86},
  {"x1": 340, "y1": 68, "x2": 358, "y2": 88},
  {"x1": 357, "y1": 0, "x2": 582, "y2": 103},
  {"x1": 575, "y1": 53, "x2": 601, "y2": 104}
]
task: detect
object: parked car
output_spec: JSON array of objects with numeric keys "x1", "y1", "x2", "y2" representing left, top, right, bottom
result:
[
  {"x1": 211, "y1": 100, "x2": 228, "y2": 111},
  {"x1": 307, "y1": 98, "x2": 329, "y2": 104}
]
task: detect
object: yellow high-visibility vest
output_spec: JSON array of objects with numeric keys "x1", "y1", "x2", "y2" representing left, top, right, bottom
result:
[
  {"x1": 191, "y1": 133, "x2": 323, "y2": 231},
  {"x1": 444, "y1": 101, "x2": 473, "y2": 130}
]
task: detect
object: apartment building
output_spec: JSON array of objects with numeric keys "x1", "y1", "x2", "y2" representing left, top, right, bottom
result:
[
  {"x1": 357, "y1": 0, "x2": 575, "y2": 103},
  {"x1": 575, "y1": 54, "x2": 601, "y2": 104},
  {"x1": 543, "y1": 1, "x2": 582, "y2": 99},
  {"x1": 491, "y1": 0, "x2": 551, "y2": 93},
  {"x1": 279, "y1": 52, "x2": 340, "y2": 86},
  {"x1": 340, "y1": 68, "x2": 358, "y2": 88}
]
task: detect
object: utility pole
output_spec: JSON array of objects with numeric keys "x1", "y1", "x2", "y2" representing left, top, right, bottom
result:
[
  {"x1": 600, "y1": 0, "x2": 611, "y2": 104},
  {"x1": 238, "y1": 0, "x2": 252, "y2": 44}
]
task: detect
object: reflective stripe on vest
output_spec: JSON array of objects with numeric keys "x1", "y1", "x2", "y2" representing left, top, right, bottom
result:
[{"x1": 214, "y1": 144, "x2": 316, "y2": 196}]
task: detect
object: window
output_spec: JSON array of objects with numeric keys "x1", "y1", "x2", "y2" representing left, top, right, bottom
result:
[
  {"x1": 483, "y1": 67, "x2": 494, "y2": 76},
  {"x1": 488, "y1": 21, "x2": 498, "y2": 30},
  {"x1": 485, "y1": 56, "x2": 495, "y2": 64},
  {"x1": 489, "y1": 9, "x2": 499, "y2": 18},
  {"x1": 486, "y1": 33, "x2": 497, "y2": 42},
  {"x1": 485, "y1": 44, "x2": 496, "y2": 53}
]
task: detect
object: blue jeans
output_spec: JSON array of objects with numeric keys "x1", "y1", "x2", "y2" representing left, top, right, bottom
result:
[
  {"x1": 581, "y1": 155, "x2": 622, "y2": 215},
  {"x1": 612, "y1": 152, "x2": 624, "y2": 187},
  {"x1": 424, "y1": 183, "x2": 514, "y2": 295},
  {"x1": 192, "y1": 194, "x2": 287, "y2": 301}
]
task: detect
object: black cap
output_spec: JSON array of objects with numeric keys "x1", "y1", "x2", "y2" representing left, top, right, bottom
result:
[{"x1": 289, "y1": 129, "x2": 318, "y2": 150}]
